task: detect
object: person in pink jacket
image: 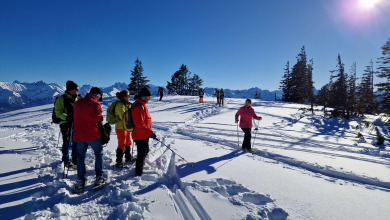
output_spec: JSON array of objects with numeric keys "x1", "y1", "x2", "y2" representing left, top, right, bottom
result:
[{"x1": 235, "y1": 98, "x2": 262, "y2": 152}]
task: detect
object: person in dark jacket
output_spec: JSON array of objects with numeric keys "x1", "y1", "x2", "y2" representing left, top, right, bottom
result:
[
  {"x1": 54, "y1": 80, "x2": 82, "y2": 168},
  {"x1": 198, "y1": 88, "x2": 204, "y2": 103},
  {"x1": 131, "y1": 87, "x2": 156, "y2": 176},
  {"x1": 235, "y1": 99, "x2": 262, "y2": 152},
  {"x1": 158, "y1": 87, "x2": 166, "y2": 101},
  {"x1": 73, "y1": 87, "x2": 105, "y2": 191},
  {"x1": 219, "y1": 88, "x2": 225, "y2": 107}
]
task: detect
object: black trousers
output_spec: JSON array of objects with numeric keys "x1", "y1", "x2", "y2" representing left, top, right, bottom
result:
[
  {"x1": 220, "y1": 96, "x2": 224, "y2": 106},
  {"x1": 159, "y1": 94, "x2": 163, "y2": 101},
  {"x1": 134, "y1": 138, "x2": 150, "y2": 176},
  {"x1": 60, "y1": 122, "x2": 77, "y2": 163},
  {"x1": 242, "y1": 128, "x2": 252, "y2": 150}
]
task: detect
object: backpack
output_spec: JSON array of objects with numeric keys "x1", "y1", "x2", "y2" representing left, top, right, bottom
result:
[
  {"x1": 51, "y1": 96, "x2": 63, "y2": 124},
  {"x1": 122, "y1": 103, "x2": 143, "y2": 132},
  {"x1": 52, "y1": 99, "x2": 61, "y2": 124},
  {"x1": 98, "y1": 122, "x2": 111, "y2": 145},
  {"x1": 106, "y1": 101, "x2": 122, "y2": 125}
]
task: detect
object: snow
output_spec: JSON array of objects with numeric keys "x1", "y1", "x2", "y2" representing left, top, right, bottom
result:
[{"x1": 1, "y1": 95, "x2": 390, "y2": 219}]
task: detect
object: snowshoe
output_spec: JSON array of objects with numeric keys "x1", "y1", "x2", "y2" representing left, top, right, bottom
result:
[
  {"x1": 73, "y1": 179, "x2": 86, "y2": 194},
  {"x1": 65, "y1": 161, "x2": 77, "y2": 170},
  {"x1": 115, "y1": 162, "x2": 125, "y2": 169},
  {"x1": 125, "y1": 157, "x2": 137, "y2": 165},
  {"x1": 92, "y1": 176, "x2": 106, "y2": 191}
]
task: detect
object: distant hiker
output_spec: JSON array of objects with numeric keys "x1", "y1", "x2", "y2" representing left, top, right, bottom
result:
[
  {"x1": 220, "y1": 88, "x2": 225, "y2": 106},
  {"x1": 198, "y1": 88, "x2": 204, "y2": 103},
  {"x1": 158, "y1": 87, "x2": 166, "y2": 101},
  {"x1": 235, "y1": 98, "x2": 262, "y2": 152},
  {"x1": 113, "y1": 90, "x2": 133, "y2": 168},
  {"x1": 54, "y1": 80, "x2": 82, "y2": 169},
  {"x1": 73, "y1": 87, "x2": 105, "y2": 191},
  {"x1": 131, "y1": 87, "x2": 156, "y2": 176},
  {"x1": 215, "y1": 89, "x2": 220, "y2": 106}
]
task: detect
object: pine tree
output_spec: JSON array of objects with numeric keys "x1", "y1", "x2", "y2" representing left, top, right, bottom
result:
[
  {"x1": 167, "y1": 64, "x2": 193, "y2": 95},
  {"x1": 290, "y1": 46, "x2": 308, "y2": 103},
  {"x1": 280, "y1": 61, "x2": 292, "y2": 102},
  {"x1": 376, "y1": 38, "x2": 390, "y2": 114},
  {"x1": 280, "y1": 47, "x2": 315, "y2": 105},
  {"x1": 346, "y1": 62, "x2": 358, "y2": 117},
  {"x1": 128, "y1": 58, "x2": 149, "y2": 94},
  {"x1": 317, "y1": 83, "x2": 331, "y2": 113},
  {"x1": 306, "y1": 58, "x2": 315, "y2": 113},
  {"x1": 329, "y1": 54, "x2": 348, "y2": 117},
  {"x1": 357, "y1": 60, "x2": 375, "y2": 115},
  {"x1": 189, "y1": 74, "x2": 203, "y2": 92}
]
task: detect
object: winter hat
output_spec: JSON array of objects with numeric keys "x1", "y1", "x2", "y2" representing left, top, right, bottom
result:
[
  {"x1": 245, "y1": 98, "x2": 252, "y2": 104},
  {"x1": 89, "y1": 87, "x2": 103, "y2": 101},
  {"x1": 66, "y1": 80, "x2": 78, "y2": 91},
  {"x1": 139, "y1": 87, "x2": 151, "y2": 97}
]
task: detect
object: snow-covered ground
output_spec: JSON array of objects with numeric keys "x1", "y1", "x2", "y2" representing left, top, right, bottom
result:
[{"x1": 1, "y1": 95, "x2": 390, "y2": 219}]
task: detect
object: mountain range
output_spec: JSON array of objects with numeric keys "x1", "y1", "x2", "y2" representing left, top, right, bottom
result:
[{"x1": 0, "y1": 80, "x2": 282, "y2": 113}]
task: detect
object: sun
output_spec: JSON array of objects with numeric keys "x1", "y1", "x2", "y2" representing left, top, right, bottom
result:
[{"x1": 360, "y1": 0, "x2": 381, "y2": 8}]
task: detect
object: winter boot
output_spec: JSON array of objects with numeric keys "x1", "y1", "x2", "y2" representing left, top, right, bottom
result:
[
  {"x1": 95, "y1": 176, "x2": 106, "y2": 186},
  {"x1": 115, "y1": 148, "x2": 124, "y2": 168},
  {"x1": 124, "y1": 146, "x2": 132, "y2": 163},
  {"x1": 73, "y1": 179, "x2": 86, "y2": 194}
]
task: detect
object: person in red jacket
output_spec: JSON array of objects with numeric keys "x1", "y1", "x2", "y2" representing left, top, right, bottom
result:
[
  {"x1": 235, "y1": 98, "x2": 262, "y2": 152},
  {"x1": 73, "y1": 87, "x2": 105, "y2": 192},
  {"x1": 131, "y1": 87, "x2": 156, "y2": 176}
]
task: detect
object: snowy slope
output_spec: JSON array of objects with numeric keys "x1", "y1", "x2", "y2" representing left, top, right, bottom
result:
[{"x1": 0, "y1": 96, "x2": 390, "y2": 219}]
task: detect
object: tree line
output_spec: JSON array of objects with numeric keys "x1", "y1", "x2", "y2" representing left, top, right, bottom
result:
[
  {"x1": 280, "y1": 38, "x2": 390, "y2": 118},
  {"x1": 127, "y1": 58, "x2": 203, "y2": 96}
]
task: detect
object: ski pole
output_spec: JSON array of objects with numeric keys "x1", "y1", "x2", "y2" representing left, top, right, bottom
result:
[
  {"x1": 155, "y1": 138, "x2": 193, "y2": 167},
  {"x1": 63, "y1": 125, "x2": 74, "y2": 179},
  {"x1": 63, "y1": 163, "x2": 66, "y2": 179},
  {"x1": 252, "y1": 119, "x2": 260, "y2": 147},
  {"x1": 236, "y1": 121, "x2": 240, "y2": 150},
  {"x1": 56, "y1": 130, "x2": 61, "y2": 149}
]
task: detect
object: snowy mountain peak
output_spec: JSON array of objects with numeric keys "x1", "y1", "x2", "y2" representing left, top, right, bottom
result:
[{"x1": 0, "y1": 81, "x2": 282, "y2": 113}]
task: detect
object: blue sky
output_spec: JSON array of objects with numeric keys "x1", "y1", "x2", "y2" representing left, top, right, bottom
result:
[{"x1": 1, "y1": 0, "x2": 389, "y2": 91}]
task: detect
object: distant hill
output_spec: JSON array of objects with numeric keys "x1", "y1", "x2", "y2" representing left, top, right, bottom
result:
[{"x1": 0, "y1": 81, "x2": 281, "y2": 113}]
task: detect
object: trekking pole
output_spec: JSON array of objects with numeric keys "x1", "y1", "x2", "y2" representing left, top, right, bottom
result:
[
  {"x1": 56, "y1": 130, "x2": 61, "y2": 148},
  {"x1": 63, "y1": 125, "x2": 73, "y2": 179},
  {"x1": 155, "y1": 138, "x2": 194, "y2": 167},
  {"x1": 236, "y1": 122, "x2": 240, "y2": 150},
  {"x1": 132, "y1": 142, "x2": 134, "y2": 157},
  {"x1": 252, "y1": 119, "x2": 261, "y2": 147}
]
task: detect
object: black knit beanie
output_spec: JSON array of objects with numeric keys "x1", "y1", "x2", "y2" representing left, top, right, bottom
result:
[
  {"x1": 139, "y1": 87, "x2": 151, "y2": 97},
  {"x1": 66, "y1": 80, "x2": 78, "y2": 91}
]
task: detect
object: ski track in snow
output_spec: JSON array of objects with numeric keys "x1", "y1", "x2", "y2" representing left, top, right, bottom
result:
[
  {"x1": 174, "y1": 99, "x2": 390, "y2": 191},
  {"x1": 1, "y1": 97, "x2": 390, "y2": 219}
]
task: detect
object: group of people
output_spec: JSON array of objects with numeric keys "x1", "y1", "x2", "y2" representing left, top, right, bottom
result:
[
  {"x1": 55, "y1": 81, "x2": 261, "y2": 191},
  {"x1": 198, "y1": 88, "x2": 226, "y2": 106},
  {"x1": 54, "y1": 81, "x2": 155, "y2": 192},
  {"x1": 215, "y1": 88, "x2": 225, "y2": 106}
]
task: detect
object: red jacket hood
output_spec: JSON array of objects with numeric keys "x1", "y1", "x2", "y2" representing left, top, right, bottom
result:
[{"x1": 73, "y1": 94, "x2": 103, "y2": 142}]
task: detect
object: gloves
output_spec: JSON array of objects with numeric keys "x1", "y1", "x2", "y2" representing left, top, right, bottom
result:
[
  {"x1": 235, "y1": 119, "x2": 239, "y2": 123},
  {"x1": 150, "y1": 133, "x2": 157, "y2": 140},
  {"x1": 259, "y1": 117, "x2": 262, "y2": 120}
]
